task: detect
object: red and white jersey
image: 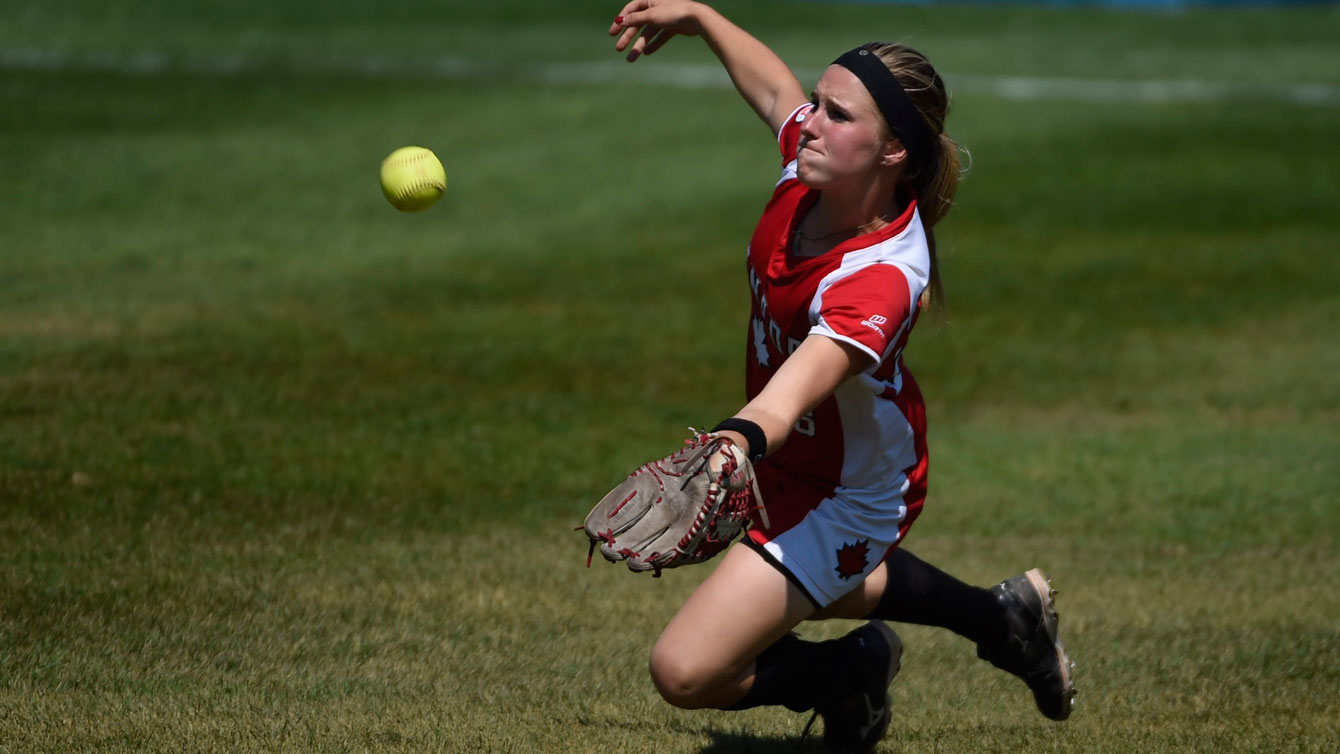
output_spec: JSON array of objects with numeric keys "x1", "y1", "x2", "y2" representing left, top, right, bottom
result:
[{"x1": 744, "y1": 104, "x2": 930, "y2": 573}]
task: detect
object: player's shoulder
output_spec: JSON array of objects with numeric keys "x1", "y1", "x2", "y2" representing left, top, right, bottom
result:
[
  {"x1": 838, "y1": 205, "x2": 929, "y2": 270},
  {"x1": 816, "y1": 212, "x2": 931, "y2": 301}
]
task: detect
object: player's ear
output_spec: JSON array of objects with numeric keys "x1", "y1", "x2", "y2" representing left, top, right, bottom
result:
[{"x1": 880, "y1": 138, "x2": 908, "y2": 168}]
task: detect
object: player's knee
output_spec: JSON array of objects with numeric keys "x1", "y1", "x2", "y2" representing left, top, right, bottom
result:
[{"x1": 648, "y1": 645, "x2": 717, "y2": 709}]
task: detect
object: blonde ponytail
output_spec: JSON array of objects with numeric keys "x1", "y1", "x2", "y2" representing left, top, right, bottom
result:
[{"x1": 866, "y1": 43, "x2": 963, "y2": 312}]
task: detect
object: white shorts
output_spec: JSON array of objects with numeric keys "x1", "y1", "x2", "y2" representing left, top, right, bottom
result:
[{"x1": 746, "y1": 482, "x2": 921, "y2": 608}]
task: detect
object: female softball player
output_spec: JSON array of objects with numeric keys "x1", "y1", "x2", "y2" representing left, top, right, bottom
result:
[{"x1": 606, "y1": 2, "x2": 1075, "y2": 750}]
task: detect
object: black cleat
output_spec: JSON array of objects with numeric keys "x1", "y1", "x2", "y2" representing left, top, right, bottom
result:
[
  {"x1": 806, "y1": 621, "x2": 902, "y2": 753},
  {"x1": 978, "y1": 568, "x2": 1077, "y2": 721}
]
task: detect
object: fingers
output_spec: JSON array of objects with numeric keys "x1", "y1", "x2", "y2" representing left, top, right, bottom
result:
[
  {"x1": 615, "y1": 21, "x2": 652, "y2": 62},
  {"x1": 610, "y1": 0, "x2": 683, "y2": 61},
  {"x1": 626, "y1": 31, "x2": 650, "y2": 62},
  {"x1": 614, "y1": 24, "x2": 641, "y2": 52},
  {"x1": 641, "y1": 28, "x2": 677, "y2": 56},
  {"x1": 619, "y1": 25, "x2": 676, "y2": 62},
  {"x1": 608, "y1": 0, "x2": 649, "y2": 36}
]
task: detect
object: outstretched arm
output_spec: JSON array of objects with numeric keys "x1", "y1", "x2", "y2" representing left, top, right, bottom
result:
[
  {"x1": 717, "y1": 334, "x2": 872, "y2": 459},
  {"x1": 609, "y1": 1, "x2": 808, "y2": 136}
]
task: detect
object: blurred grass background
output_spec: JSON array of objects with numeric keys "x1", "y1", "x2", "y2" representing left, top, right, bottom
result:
[{"x1": 2, "y1": 1, "x2": 1338, "y2": 752}]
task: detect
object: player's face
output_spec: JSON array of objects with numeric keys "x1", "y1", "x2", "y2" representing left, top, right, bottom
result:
[{"x1": 796, "y1": 66, "x2": 894, "y2": 190}]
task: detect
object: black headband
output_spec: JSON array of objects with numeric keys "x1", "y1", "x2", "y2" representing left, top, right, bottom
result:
[{"x1": 832, "y1": 47, "x2": 937, "y2": 176}]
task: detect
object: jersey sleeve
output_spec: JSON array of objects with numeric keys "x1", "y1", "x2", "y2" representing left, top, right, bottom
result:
[
  {"x1": 810, "y1": 263, "x2": 914, "y2": 363},
  {"x1": 777, "y1": 103, "x2": 814, "y2": 164}
]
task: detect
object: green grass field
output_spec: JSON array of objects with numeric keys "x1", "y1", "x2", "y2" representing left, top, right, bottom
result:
[{"x1": 2, "y1": 1, "x2": 1338, "y2": 752}]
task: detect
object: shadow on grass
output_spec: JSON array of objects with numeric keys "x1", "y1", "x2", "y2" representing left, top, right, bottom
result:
[{"x1": 696, "y1": 729, "x2": 821, "y2": 754}]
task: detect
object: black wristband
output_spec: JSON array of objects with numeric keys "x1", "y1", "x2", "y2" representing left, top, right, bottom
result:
[{"x1": 712, "y1": 418, "x2": 768, "y2": 464}]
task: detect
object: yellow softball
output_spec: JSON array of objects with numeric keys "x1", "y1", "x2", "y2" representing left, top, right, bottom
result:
[{"x1": 379, "y1": 146, "x2": 447, "y2": 212}]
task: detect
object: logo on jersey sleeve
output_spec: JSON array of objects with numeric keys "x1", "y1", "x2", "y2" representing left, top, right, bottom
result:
[
  {"x1": 834, "y1": 539, "x2": 871, "y2": 580},
  {"x1": 860, "y1": 313, "x2": 888, "y2": 338}
]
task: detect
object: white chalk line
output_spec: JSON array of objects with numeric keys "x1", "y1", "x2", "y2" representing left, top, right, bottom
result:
[{"x1": 3, "y1": 47, "x2": 1337, "y2": 107}]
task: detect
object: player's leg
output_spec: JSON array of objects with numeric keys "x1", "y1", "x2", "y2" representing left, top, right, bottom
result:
[
  {"x1": 813, "y1": 548, "x2": 1076, "y2": 721},
  {"x1": 825, "y1": 549, "x2": 1006, "y2": 644},
  {"x1": 650, "y1": 543, "x2": 900, "y2": 752},
  {"x1": 649, "y1": 542, "x2": 813, "y2": 710},
  {"x1": 650, "y1": 542, "x2": 884, "y2": 709}
]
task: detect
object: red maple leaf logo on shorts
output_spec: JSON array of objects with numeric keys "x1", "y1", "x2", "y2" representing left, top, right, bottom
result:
[{"x1": 834, "y1": 539, "x2": 871, "y2": 580}]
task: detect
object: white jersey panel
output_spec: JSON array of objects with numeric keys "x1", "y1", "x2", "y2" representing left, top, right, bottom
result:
[
  {"x1": 832, "y1": 377, "x2": 921, "y2": 491},
  {"x1": 808, "y1": 209, "x2": 931, "y2": 368}
]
